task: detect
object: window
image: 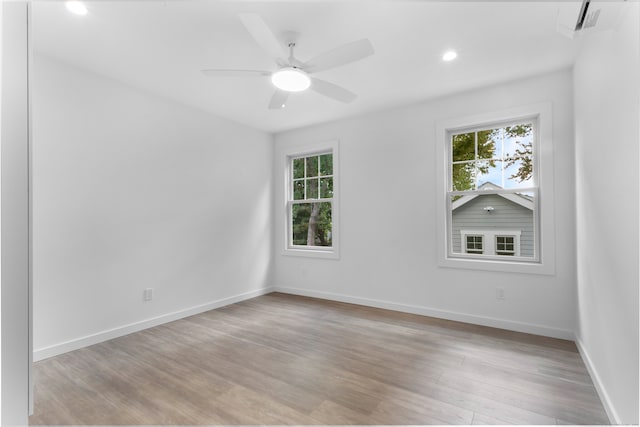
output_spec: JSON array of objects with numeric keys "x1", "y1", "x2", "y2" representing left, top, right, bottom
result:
[
  {"x1": 465, "y1": 235, "x2": 484, "y2": 254},
  {"x1": 496, "y1": 236, "x2": 515, "y2": 256},
  {"x1": 284, "y1": 141, "x2": 339, "y2": 258},
  {"x1": 448, "y1": 121, "x2": 537, "y2": 262},
  {"x1": 436, "y1": 103, "x2": 555, "y2": 274}
]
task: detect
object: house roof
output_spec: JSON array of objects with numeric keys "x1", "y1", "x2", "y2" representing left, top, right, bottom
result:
[{"x1": 451, "y1": 182, "x2": 534, "y2": 211}]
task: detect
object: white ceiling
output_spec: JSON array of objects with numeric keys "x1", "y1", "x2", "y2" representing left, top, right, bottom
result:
[{"x1": 32, "y1": 1, "x2": 581, "y2": 133}]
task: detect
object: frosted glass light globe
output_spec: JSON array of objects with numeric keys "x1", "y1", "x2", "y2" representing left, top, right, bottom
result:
[{"x1": 271, "y1": 67, "x2": 311, "y2": 92}]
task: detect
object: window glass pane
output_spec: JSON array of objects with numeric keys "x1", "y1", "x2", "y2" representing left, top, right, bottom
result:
[
  {"x1": 306, "y1": 156, "x2": 318, "y2": 177},
  {"x1": 452, "y1": 162, "x2": 475, "y2": 191},
  {"x1": 503, "y1": 124, "x2": 533, "y2": 183},
  {"x1": 449, "y1": 192, "x2": 536, "y2": 258},
  {"x1": 476, "y1": 160, "x2": 501, "y2": 188},
  {"x1": 503, "y1": 124, "x2": 533, "y2": 154},
  {"x1": 293, "y1": 180, "x2": 305, "y2": 200},
  {"x1": 319, "y1": 154, "x2": 333, "y2": 176},
  {"x1": 452, "y1": 132, "x2": 475, "y2": 162},
  {"x1": 496, "y1": 236, "x2": 514, "y2": 249},
  {"x1": 291, "y1": 202, "x2": 332, "y2": 247},
  {"x1": 503, "y1": 158, "x2": 533, "y2": 188},
  {"x1": 466, "y1": 236, "x2": 483, "y2": 248},
  {"x1": 449, "y1": 194, "x2": 463, "y2": 254},
  {"x1": 320, "y1": 177, "x2": 333, "y2": 198},
  {"x1": 307, "y1": 178, "x2": 319, "y2": 199},
  {"x1": 477, "y1": 128, "x2": 500, "y2": 160},
  {"x1": 293, "y1": 158, "x2": 305, "y2": 179}
]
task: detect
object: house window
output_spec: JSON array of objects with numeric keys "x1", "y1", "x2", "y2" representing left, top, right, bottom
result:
[
  {"x1": 284, "y1": 141, "x2": 339, "y2": 258},
  {"x1": 448, "y1": 119, "x2": 538, "y2": 262},
  {"x1": 465, "y1": 235, "x2": 483, "y2": 254},
  {"x1": 461, "y1": 230, "x2": 521, "y2": 257},
  {"x1": 496, "y1": 236, "x2": 515, "y2": 256},
  {"x1": 436, "y1": 103, "x2": 555, "y2": 274}
]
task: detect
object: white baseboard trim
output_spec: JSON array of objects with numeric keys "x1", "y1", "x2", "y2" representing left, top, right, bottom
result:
[
  {"x1": 574, "y1": 335, "x2": 619, "y2": 425},
  {"x1": 33, "y1": 286, "x2": 275, "y2": 362},
  {"x1": 273, "y1": 286, "x2": 574, "y2": 340}
]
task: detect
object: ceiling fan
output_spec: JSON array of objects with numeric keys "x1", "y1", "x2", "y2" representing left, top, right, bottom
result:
[{"x1": 202, "y1": 13, "x2": 374, "y2": 109}]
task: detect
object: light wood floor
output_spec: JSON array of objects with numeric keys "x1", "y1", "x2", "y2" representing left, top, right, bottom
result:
[{"x1": 30, "y1": 292, "x2": 609, "y2": 425}]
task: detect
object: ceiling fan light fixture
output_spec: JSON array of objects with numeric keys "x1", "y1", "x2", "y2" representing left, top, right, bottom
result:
[{"x1": 271, "y1": 67, "x2": 311, "y2": 92}]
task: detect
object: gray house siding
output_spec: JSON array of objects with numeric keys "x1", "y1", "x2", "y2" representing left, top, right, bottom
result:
[{"x1": 451, "y1": 194, "x2": 534, "y2": 257}]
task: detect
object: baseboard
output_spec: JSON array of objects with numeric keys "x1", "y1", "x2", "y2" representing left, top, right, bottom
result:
[
  {"x1": 33, "y1": 286, "x2": 275, "y2": 362},
  {"x1": 574, "y1": 335, "x2": 619, "y2": 425},
  {"x1": 273, "y1": 286, "x2": 575, "y2": 340}
]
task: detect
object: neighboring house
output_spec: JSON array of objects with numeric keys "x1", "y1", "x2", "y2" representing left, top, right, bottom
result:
[{"x1": 451, "y1": 182, "x2": 534, "y2": 257}]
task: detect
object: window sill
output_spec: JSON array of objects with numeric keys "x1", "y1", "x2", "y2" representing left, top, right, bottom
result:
[
  {"x1": 438, "y1": 255, "x2": 554, "y2": 275},
  {"x1": 283, "y1": 247, "x2": 340, "y2": 260}
]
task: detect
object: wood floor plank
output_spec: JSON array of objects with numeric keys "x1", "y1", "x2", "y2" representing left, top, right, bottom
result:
[
  {"x1": 438, "y1": 372, "x2": 609, "y2": 424},
  {"x1": 472, "y1": 412, "x2": 525, "y2": 425},
  {"x1": 309, "y1": 400, "x2": 372, "y2": 425},
  {"x1": 214, "y1": 385, "x2": 320, "y2": 424},
  {"x1": 30, "y1": 292, "x2": 609, "y2": 425}
]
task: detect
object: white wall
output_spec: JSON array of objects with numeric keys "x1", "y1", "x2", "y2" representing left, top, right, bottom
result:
[
  {"x1": 573, "y1": 3, "x2": 639, "y2": 424},
  {"x1": 32, "y1": 55, "x2": 273, "y2": 359},
  {"x1": 273, "y1": 69, "x2": 576, "y2": 338}
]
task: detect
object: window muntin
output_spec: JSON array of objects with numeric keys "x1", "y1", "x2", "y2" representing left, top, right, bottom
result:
[
  {"x1": 448, "y1": 120, "x2": 538, "y2": 262},
  {"x1": 289, "y1": 152, "x2": 334, "y2": 249}
]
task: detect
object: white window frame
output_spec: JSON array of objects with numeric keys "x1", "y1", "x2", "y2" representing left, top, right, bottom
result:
[
  {"x1": 282, "y1": 140, "x2": 339, "y2": 259},
  {"x1": 436, "y1": 103, "x2": 556, "y2": 275}
]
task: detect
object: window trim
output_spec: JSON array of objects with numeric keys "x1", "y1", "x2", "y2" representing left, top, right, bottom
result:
[
  {"x1": 282, "y1": 140, "x2": 340, "y2": 259},
  {"x1": 436, "y1": 103, "x2": 556, "y2": 275}
]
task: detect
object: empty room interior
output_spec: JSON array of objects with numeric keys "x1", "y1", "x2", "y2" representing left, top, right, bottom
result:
[{"x1": 1, "y1": 0, "x2": 639, "y2": 425}]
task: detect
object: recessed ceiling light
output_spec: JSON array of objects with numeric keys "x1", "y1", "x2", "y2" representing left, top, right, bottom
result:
[
  {"x1": 65, "y1": 1, "x2": 88, "y2": 15},
  {"x1": 442, "y1": 50, "x2": 457, "y2": 62},
  {"x1": 271, "y1": 67, "x2": 311, "y2": 92}
]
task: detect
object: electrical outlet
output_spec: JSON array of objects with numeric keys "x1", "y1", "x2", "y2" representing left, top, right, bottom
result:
[
  {"x1": 143, "y1": 288, "x2": 153, "y2": 301},
  {"x1": 496, "y1": 288, "x2": 505, "y2": 300}
]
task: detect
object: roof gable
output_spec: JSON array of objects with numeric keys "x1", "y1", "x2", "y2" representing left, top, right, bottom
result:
[{"x1": 451, "y1": 182, "x2": 534, "y2": 211}]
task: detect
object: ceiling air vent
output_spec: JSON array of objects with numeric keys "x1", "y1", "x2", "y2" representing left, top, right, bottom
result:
[
  {"x1": 557, "y1": 0, "x2": 625, "y2": 39},
  {"x1": 575, "y1": 1, "x2": 598, "y2": 30}
]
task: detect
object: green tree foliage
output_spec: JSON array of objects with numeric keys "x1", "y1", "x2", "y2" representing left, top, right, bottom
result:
[
  {"x1": 452, "y1": 130, "x2": 495, "y2": 191},
  {"x1": 503, "y1": 124, "x2": 533, "y2": 182},
  {"x1": 452, "y1": 124, "x2": 533, "y2": 191}
]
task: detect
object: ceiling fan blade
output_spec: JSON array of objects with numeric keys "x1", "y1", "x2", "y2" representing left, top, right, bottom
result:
[
  {"x1": 311, "y1": 78, "x2": 357, "y2": 103},
  {"x1": 238, "y1": 13, "x2": 287, "y2": 63},
  {"x1": 201, "y1": 69, "x2": 271, "y2": 77},
  {"x1": 303, "y1": 39, "x2": 374, "y2": 73},
  {"x1": 268, "y1": 89, "x2": 290, "y2": 109}
]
